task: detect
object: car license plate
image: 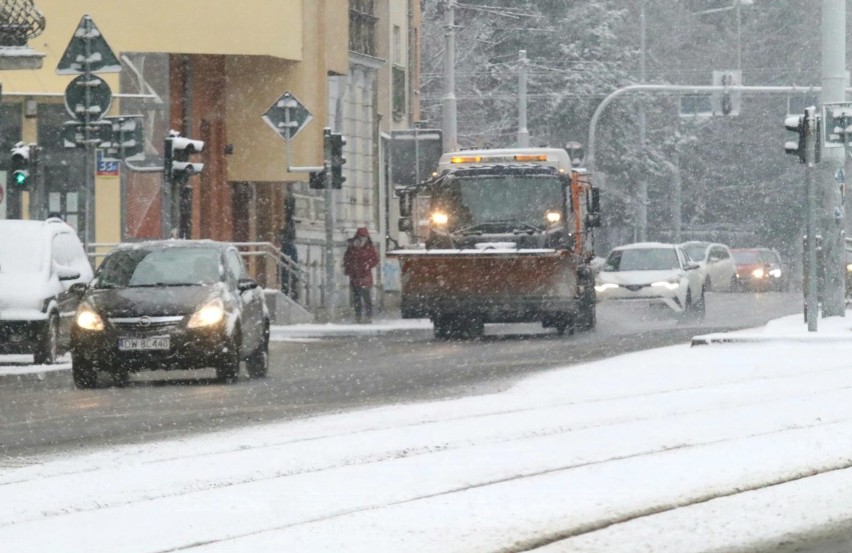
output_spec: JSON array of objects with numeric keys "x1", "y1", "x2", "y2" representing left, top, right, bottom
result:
[{"x1": 118, "y1": 336, "x2": 170, "y2": 351}]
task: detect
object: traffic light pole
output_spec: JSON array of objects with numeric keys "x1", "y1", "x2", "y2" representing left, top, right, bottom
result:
[
  {"x1": 805, "y1": 107, "x2": 819, "y2": 331},
  {"x1": 322, "y1": 128, "x2": 336, "y2": 321}
]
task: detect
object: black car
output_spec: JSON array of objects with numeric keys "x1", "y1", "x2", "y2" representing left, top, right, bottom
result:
[{"x1": 70, "y1": 240, "x2": 269, "y2": 388}]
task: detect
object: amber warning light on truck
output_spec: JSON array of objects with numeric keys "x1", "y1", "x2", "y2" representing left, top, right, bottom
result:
[{"x1": 450, "y1": 154, "x2": 549, "y2": 164}]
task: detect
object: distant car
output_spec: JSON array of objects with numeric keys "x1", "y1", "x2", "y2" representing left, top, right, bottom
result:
[
  {"x1": 731, "y1": 248, "x2": 787, "y2": 292},
  {"x1": 0, "y1": 218, "x2": 93, "y2": 364},
  {"x1": 70, "y1": 240, "x2": 269, "y2": 388},
  {"x1": 595, "y1": 242, "x2": 705, "y2": 317},
  {"x1": 680, "y1": 241, "x2": 737, "y2": 292}
]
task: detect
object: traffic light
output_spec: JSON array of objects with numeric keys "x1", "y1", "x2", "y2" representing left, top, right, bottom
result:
[
  {"x1": 308, "y1": 169, "x2": 327, "y2": 190},
  {"x1": 169, "y1": 134, "x2": 205, "y2": 184},
  {"x1": 330, "y1": 132, "x2": 346, "y2": 189},
  {"x1": 10, "y1": 142, "x2": 31, "y2": 189},
  {"x1": 784, "y1": 115, "x2": 806, "y2": 164}
]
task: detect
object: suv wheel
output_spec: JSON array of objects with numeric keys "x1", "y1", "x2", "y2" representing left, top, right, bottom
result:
[{"x1": 34, "y1": 314, "x2": 59, "y2": 365}]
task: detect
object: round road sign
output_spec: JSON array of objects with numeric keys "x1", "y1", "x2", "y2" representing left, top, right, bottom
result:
[{"x1": 64, "y1": 74, "x2": 112, "y2": 122}]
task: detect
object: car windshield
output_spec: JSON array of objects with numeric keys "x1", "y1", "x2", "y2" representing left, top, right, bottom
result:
[
  {"x1": 430, "y1": 174, "x2": 564, "y2": 232},
  {"x1": 733, "y1": 251, "x2": 761, "y2": 264},
  {"x1": 0, "y1": 228, "x2": 45, "y2": 273},
  {"x1": 94, "y1": 247, "x2": 221, "y2": 288},
  {"x1": 682, "y1": 244, "x2": 708, "y2": 262},
  {"x1": 604, "y1": 248, "x2": 681, "y2": 271}
]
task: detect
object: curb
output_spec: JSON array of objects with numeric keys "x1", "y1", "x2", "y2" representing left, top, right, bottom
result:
[{"x1": 691, "y1": 334, "x2": 852, "y2": 346}]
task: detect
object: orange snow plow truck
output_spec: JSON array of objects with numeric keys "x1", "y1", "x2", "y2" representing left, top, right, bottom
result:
[{"x1": 391, "y1": 147, "x2": 600, "y2": 339}]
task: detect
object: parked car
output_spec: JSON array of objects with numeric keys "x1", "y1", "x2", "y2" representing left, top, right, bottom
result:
[
  {"x1": 595, "y1": 242, "x2": 705, "y2": 318},
  {"x1": 0, "y1": 218, "x2": 93, "y2": 364},
  {"x1": 70, "y1": 240, "x2": 269, "y2": 388},
  {"x1": 731, "y1": 248, "x2": 787, "y2": 292},
  {"x1": 680, "y1": 241, "x2": 737, "y2": 292}
]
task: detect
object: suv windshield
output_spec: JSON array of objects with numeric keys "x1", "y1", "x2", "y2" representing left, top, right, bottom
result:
[
  {"x1": 431, "y1": 174, "x2": 564, "y2": 232},
  {"x1": 682, "y1": 244, "x2": 708, "y2": 262},
  {"x1": 95, "y1": 247, "x2": 222, "y2": 288},
  {"x1": 605, "y1": 248, "x2": 681, "y2": 271}
]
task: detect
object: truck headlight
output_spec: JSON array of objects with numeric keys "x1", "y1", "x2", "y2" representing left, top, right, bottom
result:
[{"x1": 430, "y1": 211, "x2": 449, "y2": 226}]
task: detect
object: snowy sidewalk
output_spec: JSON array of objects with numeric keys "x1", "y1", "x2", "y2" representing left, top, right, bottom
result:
[{"x1": 692, "y1": 312, "x2": 852, "y2": 345}]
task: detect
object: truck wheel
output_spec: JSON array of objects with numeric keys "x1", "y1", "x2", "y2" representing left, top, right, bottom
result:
[
  {"x1": 433, "y1": 316, "x2": 453, "y2": 340},
  {"x1": 554, "y1": 315, "x2": 574, "y2": 336},
  {"x1": 578, "y1": 304, "x2": 596, "y2": 331}
]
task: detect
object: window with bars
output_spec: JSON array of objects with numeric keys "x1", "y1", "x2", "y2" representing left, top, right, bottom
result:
[{"x1": 349, "y1": 0, "x2": 377, "y2": 56}]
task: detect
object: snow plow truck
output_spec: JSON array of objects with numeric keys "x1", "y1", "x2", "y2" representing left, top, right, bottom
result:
[{"x1": 391, "y1": 147, "x2": 600, "y2": 339}]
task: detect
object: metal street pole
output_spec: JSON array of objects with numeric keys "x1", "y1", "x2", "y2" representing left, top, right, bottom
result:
[
  {"x1": 805, "y1": 107, "x2": 819, "y2": 331},
  {"x1": 820, "y1": 0, "x2": 847, "y2": 317},
  {"x1": 517, "y1": 50, "x2": 529, "y2": 147},
  {"x1": 323, "y1": 128, "x2": 336, "y2": 321},
  {"x1": 637, "y1": 0, "x2": 648, "y2": 242},
  {"x1": 442, "y1": 0, "x2": 458, "y2": 152}
]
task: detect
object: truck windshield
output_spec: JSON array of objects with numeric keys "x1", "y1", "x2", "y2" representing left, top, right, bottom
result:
[{"x1": 432, "y1": 175, "x2": 564, "y2": 232}]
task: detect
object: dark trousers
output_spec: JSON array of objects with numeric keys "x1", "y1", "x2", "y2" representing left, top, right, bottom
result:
[{"x1": 351, "y1": 285, "x2": 372, "y2": 322}]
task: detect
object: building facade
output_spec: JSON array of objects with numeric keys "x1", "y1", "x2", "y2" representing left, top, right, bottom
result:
[{"x1": 0, "y1": 0, "x2": 420, "y2": 313}]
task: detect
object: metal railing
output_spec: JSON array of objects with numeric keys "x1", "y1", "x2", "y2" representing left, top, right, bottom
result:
[{"x1": 85, "y1": 241, "x2": 316, "y2": 311}]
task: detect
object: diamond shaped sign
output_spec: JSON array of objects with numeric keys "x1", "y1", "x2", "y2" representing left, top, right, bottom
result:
[{"x1": 262, "y1": 91, "x2": 312, "y2": 142}]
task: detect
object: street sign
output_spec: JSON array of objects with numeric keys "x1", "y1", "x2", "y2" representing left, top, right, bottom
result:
[
  {"x1": 822, "y1": 102, "x2": 852, "y2": 148},
  {"x1": 100, "y1": 115, "x2": 145, "y2": 161},
  {"x1": 56, "y1": 15, "x2": 121, "y2": 75},
  {"x1": 62, "y1": 119, "x2": 112, "y2": 148},
  {"x1": 711, "y1": 70, "x2": 742, "y2": 116},
  {"x1": 64, "y1": 74, "x2": 112, "y2": 121},
  {"x1": 96, "y1": 151, "x2": 119, "y2": 177},
  {"x1": 262, "y1": 91, "x2": 313, "y2": 141}
]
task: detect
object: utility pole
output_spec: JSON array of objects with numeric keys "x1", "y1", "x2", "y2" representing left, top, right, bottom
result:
[
  {"x1": 517, "y1": 50, "x2": 529, "y2": 148},
  {"x1": 820, "y1": 0, "x2": 847, "y2": 317},
  {"x1": 805, "y1": 107, "x2": 820, "y2": 331},
  {"x1": 442, "y1": 0, "x2": 458, "y2": 152},
  {"x1": 637, "y1": 0, "x2": 648, "y2": 242},
  {"x1": 323, "y1": 128, "x2": 336, "y2": 321}
]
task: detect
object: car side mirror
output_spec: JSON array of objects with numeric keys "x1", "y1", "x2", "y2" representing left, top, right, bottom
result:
[
  {"x1": 68, "y1": 282, "x2": 88, "y2": 296},
  {"x1": 237, "y1": 278, "x2": 258, "y2": 292},
  {"x1": 56, "y1": 266, "x2": 81, "y2": 281}
]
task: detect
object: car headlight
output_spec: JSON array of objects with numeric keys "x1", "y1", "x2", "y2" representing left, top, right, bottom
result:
[
  {"x1": 752, "y1": 268, "x2": 765, "y2": 279},
  {"x1": 75, "y1": 302, "x2": 104, "y2": 331},
  {"x1": 187, "y1": 298, "x2": 225, "y2": 328},
  {"x1": 846, "y1": 263, "x2": 852, "y2": 273},
  {"x1": 768, "y1": 268, "x2": 782, "y2": 278},
  {"x1": 595, "y1": 283, "x2": 618, "y2": 292},
  {"x1": 651, "y1": 280, "x2": 680, "y2": 290}
]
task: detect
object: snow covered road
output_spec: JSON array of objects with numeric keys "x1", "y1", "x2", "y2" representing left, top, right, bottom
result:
[{"x1": 3, "y1": 314, "x2": 852, "y2": 551}]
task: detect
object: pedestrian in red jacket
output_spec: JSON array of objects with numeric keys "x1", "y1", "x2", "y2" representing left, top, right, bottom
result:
[{"x1": 343, "y1": 227, "x2": 379, "y2": 323}]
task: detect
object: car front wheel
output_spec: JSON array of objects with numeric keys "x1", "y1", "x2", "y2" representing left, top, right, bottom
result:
[
  {"x1": 246, "y1": 325, "x2": 269, "y2": 379},
  {"x1": 72, "y1": 356, "x2": 97, "y2": 389},
  {"x1": 216, "y1": 335, "x2": 241, "y2": 383}
]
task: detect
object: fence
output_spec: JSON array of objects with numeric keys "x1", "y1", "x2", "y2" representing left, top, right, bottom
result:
[{"x1": 85, "y1": 241, "x2": 316, "y2": 312}]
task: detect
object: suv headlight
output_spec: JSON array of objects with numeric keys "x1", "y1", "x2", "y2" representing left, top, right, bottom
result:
[
  {"x1": 188, "y1": 298, "x2": 225, "y2": 328},
  {"x1": 75, "y1": 302, "x2": 104, "y2": 331},
  {"x1": 651, "y1": 279, "x2": 680, "y2": 290}
]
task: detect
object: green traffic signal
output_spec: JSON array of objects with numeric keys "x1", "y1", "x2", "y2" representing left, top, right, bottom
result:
[{"x1": 13, "y1": 170, "x2": 28, "y2": 187}]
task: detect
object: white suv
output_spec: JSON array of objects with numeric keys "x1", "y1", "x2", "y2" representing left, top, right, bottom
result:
[{"x1": 0, "y1": 218, "x2": 93, "y2": 364}]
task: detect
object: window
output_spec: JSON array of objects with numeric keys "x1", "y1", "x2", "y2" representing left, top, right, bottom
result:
[
  {"x1": 349, "y1": 0, "x2": 377, "y2": 56},
  {"x1": 392, "y1": 66, "x2": 406, "y2": 120}
]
